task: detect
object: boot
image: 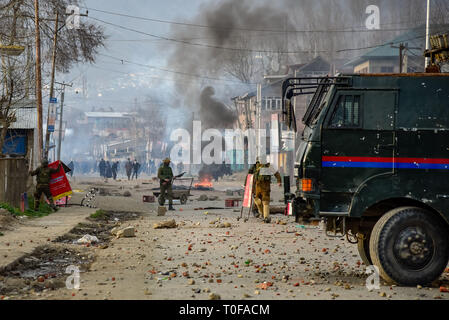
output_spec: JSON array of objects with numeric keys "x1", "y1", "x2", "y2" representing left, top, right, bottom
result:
[
  {"x1": 263, "y1": 202, "x2": 271, "y2": 223},
  {"x1": 254, "y1": 198, "x2": 263, "y2": 218},
  {"x1": 168, "y1": 203, "x2": 176, "y2": 211}
]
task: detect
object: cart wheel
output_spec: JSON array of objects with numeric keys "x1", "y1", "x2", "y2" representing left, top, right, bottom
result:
[
  {"x1": 180, "y1": 194, "x2": 188, "y2": 205},
  {"x1": 244, "y1": 218, "x2": 248, "y2": 223}
]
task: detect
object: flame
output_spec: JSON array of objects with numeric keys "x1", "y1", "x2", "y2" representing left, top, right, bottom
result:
[{"x1": 195, "y1": 176, "x2": 213, "y2": 188}]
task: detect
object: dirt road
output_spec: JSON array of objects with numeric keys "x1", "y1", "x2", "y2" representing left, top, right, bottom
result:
[{"x1": 1, "y1": 174, "x2": 448, "y2": 300}]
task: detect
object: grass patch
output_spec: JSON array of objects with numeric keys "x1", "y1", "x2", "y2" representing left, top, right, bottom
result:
[
  {"x1": 0, "y1": 197, "x2": 54, "y2": 218},
  {"x1": 90, "y1": 209, "x2": 107, "y2": 219}
]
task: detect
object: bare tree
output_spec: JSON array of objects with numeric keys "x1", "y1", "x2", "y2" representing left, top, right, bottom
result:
[
  {"x1": 0, "y1": 55, "x2": 30, "y2": 156},
  {"x1": 0, "y1": 0, "x2": 105, "y2": 154},
  {"x1": 222, "y1": 35, "x2": 258, "y2": 84}
]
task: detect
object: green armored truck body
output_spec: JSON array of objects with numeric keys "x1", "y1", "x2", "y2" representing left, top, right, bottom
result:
[{"x1": 284, "y1": 74, "x2": 449, "y2": 286}]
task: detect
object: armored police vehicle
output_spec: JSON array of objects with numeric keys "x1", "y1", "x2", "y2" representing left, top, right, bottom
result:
[{"x1": 282, "y1": 73, "x2": 449, "y2": 286}]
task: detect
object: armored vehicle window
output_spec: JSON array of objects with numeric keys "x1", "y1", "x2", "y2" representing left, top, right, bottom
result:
[
  {"x1": 329, "y1": 95, "x2": 361, "y2": 128},
  {"x1": 362, "y1": 91, "x2": 396, "y2": 131}
]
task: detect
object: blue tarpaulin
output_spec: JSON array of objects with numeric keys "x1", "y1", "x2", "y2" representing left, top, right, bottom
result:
[{"x1": 2, "y1": 129, "x2": 27, "y2": 155}]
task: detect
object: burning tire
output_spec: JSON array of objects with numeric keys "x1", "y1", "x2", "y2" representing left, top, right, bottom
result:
[{"x1": 369, "y1": 206, "x2": 449, "y2": 286}]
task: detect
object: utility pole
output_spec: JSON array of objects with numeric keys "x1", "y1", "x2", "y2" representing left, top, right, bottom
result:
[
  {"x1": 44, "y1": 11, "x2": 59, "y2": 158},
  {"x1": 392, "y1": 43, "x2": 421, "y2": 73},
  {"x1": 34, "y1": 0, "x2": 43, "y2": 163},
  {"x1": 391, "y1": 43, "x2": 405, "y2": 73},
  {"x1": 425, "y1": 0, "x2": 431, "y2": 68},
  {"x1": 43, "y1": 9, "x2": 88, "y2": 158},
  {"x1": 56, "y1": 81, "x2": 72, "y2": 161},
  {"x1": 256, "y1": 84, "x2": 262, "y2": 159}
]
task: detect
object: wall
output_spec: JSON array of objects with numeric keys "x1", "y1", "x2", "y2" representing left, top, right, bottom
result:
[{"x1": 0, "y1": 158, "x2": 29, "y2": 207}]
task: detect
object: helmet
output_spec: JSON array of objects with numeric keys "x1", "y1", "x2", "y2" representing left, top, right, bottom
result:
[
  {"x1": 41, "y1": 159, "x2": 49, "y2": 166},
  {"x1": 257, "y1": 155, "x2": 268, "y2": 165},
  {"x1": 163, "y1": 158, "x2": 171, "y2": 164}
]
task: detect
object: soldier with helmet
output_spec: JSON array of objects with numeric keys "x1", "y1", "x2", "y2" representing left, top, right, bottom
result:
[
  {"x1": 158, "y1": 158, "x2": 175, "y2": 211},
  {"x1": 29, "y1": 159, "x2": 62, "y2": 211},
  {"x1": 253, "y1": 156, "x2": 282, "y2": 223}
]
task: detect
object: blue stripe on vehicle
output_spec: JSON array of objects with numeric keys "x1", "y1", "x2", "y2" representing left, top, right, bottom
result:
[{"x1": 322, "y1": 161, "x2": 449, "y2": 170}]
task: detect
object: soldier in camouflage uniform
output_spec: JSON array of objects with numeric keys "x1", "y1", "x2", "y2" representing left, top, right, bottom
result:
[
  {"x1": 253, "y1": 157, "x2": 282, "y2": 224},
  {"x1": 29, "y1": 159, "x2": 61, "y2": 211},
  {"x1": 158, "y1": 158, "x2": 175, "y2": 211}
]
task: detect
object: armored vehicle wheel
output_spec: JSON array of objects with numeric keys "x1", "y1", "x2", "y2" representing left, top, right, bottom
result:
[
  {"x1": 369, "y1": 207, "x2": 449, "y2": 286},
  {"x1": 357, "y1": 233, "x2": 372, "y2": 266},
  {"x1": 180, "y1": 194, "x2": 188, "y2": 205}
]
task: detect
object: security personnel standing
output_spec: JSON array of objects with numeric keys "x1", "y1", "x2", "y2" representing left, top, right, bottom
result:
[
  {"x1": 158, "y1": 158, "x2": 175, "y2": 211},
  {"x1": 29, "y1": 159, "x2": 61, "y2": 211},
  {"x1": 253, "y1": 157, "x2": 282, "y2": 223}
]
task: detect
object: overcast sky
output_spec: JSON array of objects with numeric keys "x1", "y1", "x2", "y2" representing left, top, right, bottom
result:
[
  {"x1": 57, "y1": 0, "x2": 441, "y2": 116},
  {"x1": 61, "y1": 0, "x2": 211, "y2": 113}
]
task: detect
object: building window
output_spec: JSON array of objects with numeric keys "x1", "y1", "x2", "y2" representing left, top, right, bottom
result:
[
  {"x1": 380, "y1": 66, "x2": 394, "y2": 73},
  {"x1": 266, "y1": 99, "x2": 272, "y2": 110}
]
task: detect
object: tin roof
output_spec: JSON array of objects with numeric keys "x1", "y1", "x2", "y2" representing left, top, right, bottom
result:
[
  {"x1": 0, "y1": 99, "x2": 37, "y2": 129},
  {"x1": 344, "y1": 25, "x2": 449, "y2": 67}
]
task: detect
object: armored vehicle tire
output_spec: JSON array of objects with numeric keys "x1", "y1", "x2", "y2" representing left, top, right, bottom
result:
[
  {"x1": 180, "y1": 194, "x2": 188, "y2": 205},
  {"x1": 357, "y1": 233, "x2": 372, "y2": 266},
  {"x1": 369, "y1": 206, "x2": 449, "y2": 286}
]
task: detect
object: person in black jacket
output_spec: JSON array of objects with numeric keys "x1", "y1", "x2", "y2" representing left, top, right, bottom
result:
[
  {"x1": 132, "y1": 160, "x2": 141, "y2": 180},
  {"x1": 105, "y1": 161, "x2": 113, "y2": 180},
  {"x1": 98, "y1": 159, "x2": 106, "y2": 178},
  {"x1": 112, "y1": 161, "x2": 119, "y2": 180}
]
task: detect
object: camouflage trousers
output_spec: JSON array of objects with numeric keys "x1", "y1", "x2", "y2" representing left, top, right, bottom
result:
[
  {"x1": 34, "y1": 184, "x2": 55, "y2": 210},
  {"x1": 159, "y1": 183, "x2": 174, "y2": 206}
]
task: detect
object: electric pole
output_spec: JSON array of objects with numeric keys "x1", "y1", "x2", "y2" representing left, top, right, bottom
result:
[
  {"x1": 34, "y1": 0, "x2": 43, "y2": 163},
  {"x1": 391, "y1": 43, "x2": 420, "y2": 73},
  {"x1": 256, "y1": 84, "x2": 262, "y2": 160},
  {"x1": 44, "y1": 11, "x2": 59, "y2": 159},
  {"x1": 43, "y1": 9, "x2": 88, "y2": 158},
  {"x1": 426, "y1": 0, "x2": 431, "y2": 68},
  {"x1": 56, "y1": 81, "x2": 72, "y2": 161}
]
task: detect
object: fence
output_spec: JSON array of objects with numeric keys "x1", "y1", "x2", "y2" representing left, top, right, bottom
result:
[{"x1": 0, "y1": 158, "x2": 29, "y2": 207}]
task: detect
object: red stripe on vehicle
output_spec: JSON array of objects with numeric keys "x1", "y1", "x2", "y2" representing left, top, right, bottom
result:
[{"x1": 322, "y1": 156, "x2": 449, "y2": 164}]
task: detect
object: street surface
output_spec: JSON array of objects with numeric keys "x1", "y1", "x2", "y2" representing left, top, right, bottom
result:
[{"x1": 1, "y1": 173, "x2": 448, "y2": 300}]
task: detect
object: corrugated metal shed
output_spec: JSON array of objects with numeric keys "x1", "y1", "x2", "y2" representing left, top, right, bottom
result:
[
  {"x1": 0, "y1": 100, "x2": 37, "y2": 129},
  {"x1": 8, "y1": 107, "x2": 37, "y2": 129}
]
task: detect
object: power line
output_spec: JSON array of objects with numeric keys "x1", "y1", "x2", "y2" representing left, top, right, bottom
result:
[
  {"x1": 86, "y1": 64, "x2": 255, "y2": 87},
  {"x1": 90, "y1": 16, "x2": 446, "y2": 55},
  {"x1": 84, "y1": 6, "x2": 425, "y2": 34},
  {"x1": 88, "y1": 16, "x2": 327, "y2": 54},
  {"x1": 97, "y1": 53, "x2": 258, "y2": 84}
]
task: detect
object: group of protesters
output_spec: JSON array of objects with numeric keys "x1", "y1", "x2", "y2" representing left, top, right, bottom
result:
[
  {"x1": 65, "y1": 158, "x2": 233, "y2": 181},
  {"x1": 98, "y1": 158, "x2": 142, "y2": 180}
]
